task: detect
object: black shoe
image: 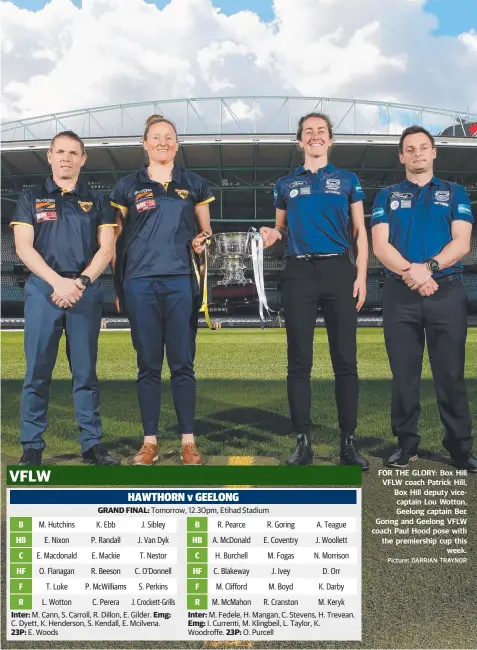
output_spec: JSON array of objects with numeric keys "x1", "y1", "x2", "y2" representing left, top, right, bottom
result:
[
  {"x1": 18, "y1": 448, "x2": 43, "y2": 466},
  {"x1": 82, "y1": 444, "x2": 120, "y2": 466},
  {"x1": 442, "y1": 442, "x2": 477, "y2": 473},
  {"x1": 340, "y1": 433, "x2": 369, "y2": 471},
  {"x1": 448, "y1": 454, "x2": 477, "y2": 473},
  {"x1": 386, "y1": 446, "x2": 418, "y2": 468},
  {"x1": 286, "y1": 434, "x2": 313, "y2": 466}
]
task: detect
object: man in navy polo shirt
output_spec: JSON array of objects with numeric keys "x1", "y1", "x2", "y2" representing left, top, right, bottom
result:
[
  {"x1": 11, "y1": 130, "x2": 119, "y2": 466},
  {"x1": 372, "y1": 125, "x2": 476, "y2": 472},
  {"x1": 261, "y1": 112, "x2": 369, "y2": 469}
]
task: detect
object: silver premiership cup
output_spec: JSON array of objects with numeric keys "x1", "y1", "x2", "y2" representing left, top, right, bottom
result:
[
  {"x1": 211, "y1": 230, "x2": 273, "y2": 327},
  {"x1": 213, "y1": 232, "x2": 253, "y2": 286}
]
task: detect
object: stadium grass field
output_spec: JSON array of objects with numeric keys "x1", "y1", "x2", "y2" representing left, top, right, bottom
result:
[{"x1": 1, "y1": 328, "x2": 476, "y2": 649}]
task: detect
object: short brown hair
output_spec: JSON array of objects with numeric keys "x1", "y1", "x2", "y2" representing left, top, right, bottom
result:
[
  {"x1": 49, "y1": 130, "x2": 85, "y2": 154},
  {"x1": 297, "y1": 112, "x2": 333, "y2": 141},
  {"x1": 399, "y1": 125, "x2": 435, "y2": 153},
  {"x1": 144, "y1": 114, "x2": 178, "y2": 140}
]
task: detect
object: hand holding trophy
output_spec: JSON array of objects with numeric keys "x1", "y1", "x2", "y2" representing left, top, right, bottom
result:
[
  {"x1": 211, "y1": 230, "x2": 274, "y2": 328},
  {"x1": 259, "y1": 226, "x2": 282, "y2": 249},
  {"x1": 192, "y1": 230, "x2": 212, "y2": 256}
]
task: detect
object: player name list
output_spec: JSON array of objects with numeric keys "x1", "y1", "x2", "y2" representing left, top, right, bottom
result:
[{"x1": 7, "y1": 488, "x2": 361, "y2": 642}]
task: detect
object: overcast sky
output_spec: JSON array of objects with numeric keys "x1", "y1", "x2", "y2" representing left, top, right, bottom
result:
[{"x1": 1, "y1": 0, "x2": 476, "y2": 122}]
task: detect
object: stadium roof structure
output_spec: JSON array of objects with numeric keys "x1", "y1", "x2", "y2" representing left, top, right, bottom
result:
[
  {"x1": 2, "y1": 97, "x2": 476, "y2": 223},
  {"x1": 2, "y1": 96, "x2": 477, "y2": 140}
]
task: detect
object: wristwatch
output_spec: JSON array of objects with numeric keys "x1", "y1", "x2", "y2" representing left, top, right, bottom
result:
[
  {"x1": 427, "y1": 258, "x2": 440, "y2": 273},
  {"x1": 77, "y1": 275, "x2": 92, "y2": 288}
]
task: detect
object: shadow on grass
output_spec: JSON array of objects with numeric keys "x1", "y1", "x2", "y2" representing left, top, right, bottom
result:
[
  {"x1": 2, "y1": 379, "x2": 477, "y2": 465},
  {"x1": 372, "y1": 442, "x2": 452, "y2": 465}
]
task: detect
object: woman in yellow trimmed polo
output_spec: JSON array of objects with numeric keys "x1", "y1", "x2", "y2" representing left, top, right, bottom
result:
[{"x1": 111, "y1": 115, "x2": 214, "y2": 466}]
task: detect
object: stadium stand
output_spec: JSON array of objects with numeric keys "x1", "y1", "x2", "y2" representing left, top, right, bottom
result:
[
  {"x1": 1, "y1": 274, "x2": 23, "y2": 302},
  {"x1": 1, "y1": 225, "x2": 19, "y2": 265},
  {"x1": 364, "y1": 277, "x2": 382, "y2": 308},
  {"x1": 463, "y1": 274, "x2": 477, "y2": 305},
  {"x1": 3, "y1": 224, "x2": 477, "y2": 321},
  {"x1": 462, "y1": 233, "x2": 477, "y2": 267},
  {"x1": 2, "y1": 96, "x2": 476, "y2": 327},
  {"x1": 100, "y1": 275, "x2": 115, "y2": 303}
]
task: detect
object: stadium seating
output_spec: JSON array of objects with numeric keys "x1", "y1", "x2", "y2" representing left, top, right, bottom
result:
[
  {"x1": 100, "y1": 275, "x2": 115, "y2": 303},
  {"x1": 364, "y1": 277, "x2": 382, "y2": 307},
  {"x1": 1, "y1": 274, "x2": 24, "y2": 302},
  {"x1": 462, "y1": 232, "x2": 477, "y2": 266},
  {"x1": 1, "y1": 226, "x2": 20, "y2": 264},
  {"x1": 463, "y1": 274, "x2": 477, "y2": 301},
  {"x1": 3, "y1": 223, "x2": 477, "y2": 321},
  {"x1": 367, "y1": 249, "x2": 382, "y2": 269}
]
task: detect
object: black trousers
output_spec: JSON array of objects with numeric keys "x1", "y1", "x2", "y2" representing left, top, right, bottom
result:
[
  {"x1": 383, "y1": 276, "x2": 473, "y2": 455},
  {"x1": 281, "y1": 255, "x2": 358, "y2": 435}
]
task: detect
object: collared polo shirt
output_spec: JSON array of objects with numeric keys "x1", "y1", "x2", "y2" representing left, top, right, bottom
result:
[
  {"x1": 371, "y1": 177, "x2": 473, "y2": 278},
  {"x1": 273, "y1": 163, "x2": 365, "y2": 256},
  {"x1": 110, "y1": 165, "x2": 214, "y2": 279},
  {"x1": 10, "y1": 178, "x2": 116, "y2": 273}
]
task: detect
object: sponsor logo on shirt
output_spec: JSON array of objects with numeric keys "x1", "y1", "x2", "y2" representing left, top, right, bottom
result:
[
  {"x1": 135, "y1": 189, "x2": 156, "y2": 213},
  {"x1": 273, "y1": 189, "x2": 278, "y2": 200},
  {"x1": 299, "y1": 186, "x2": 311, "y2": 195},
  {"x1": 435, "y1": 191, "x2": 450, "y2": 202},
  {"x1": 401, "y1": 200, "x2": 412, "y2": 209},
  {"x1": 135, "y1": 189, "x2": 154, "y2": 201},
  {"x1": 289, "y1": 189, "x2": 299, "y2": 198},
  {"x1": 36, "y1": 199, "x2": 55, "y2": 211},
  {"x1": 136, "y1": 199, "x2": 156, "y2": 213},
  {"x1": 175, "y1": 189, "x2": 189, "y2": 200},
  {"x1": 289, "y1": 180, "x2": 308, "y2": 188},
  {"x1": 35, "y1": 198, "x2": 57, "y2": 222},
  {"x1": 36, "y1": 212, "x2": 57, "y2": 222},
  {"x1": 391, "y1": 192, "x2": 413, "y2": 200},
  {"x1": 458, "y1": 204, "x2": 472, "y2": 215},
  {"x1": 78, "y1": 201, "x2": 93, "y2": 213},
  {"x1": 373, "y1": 207, "x2": 385, "y2": 218},
  {"x1": 390, "y1": 200, "x2": 400, "y2": 210}
]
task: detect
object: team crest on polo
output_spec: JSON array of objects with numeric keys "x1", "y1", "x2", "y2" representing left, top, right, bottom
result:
[
  {"x1": 175, "y1": 189, "x2": 189, "y2": 200},
  {"x1": 435, "y1": 191, "x2": 450, "y2": 202},
  {"x1": 79, "y1": 201, "x2": 93, "y2": 213},
  {"x1": 326, "y1": 179, "x2": 341, "y2": 191}
]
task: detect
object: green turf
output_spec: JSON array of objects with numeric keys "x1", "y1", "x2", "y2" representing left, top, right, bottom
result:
[
  {"x1": 1, "y1": 329, "x2": 476, "y2": 649},
  {"x1": 2, "y1": 329, "x2": 477, "y2": 464}
]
